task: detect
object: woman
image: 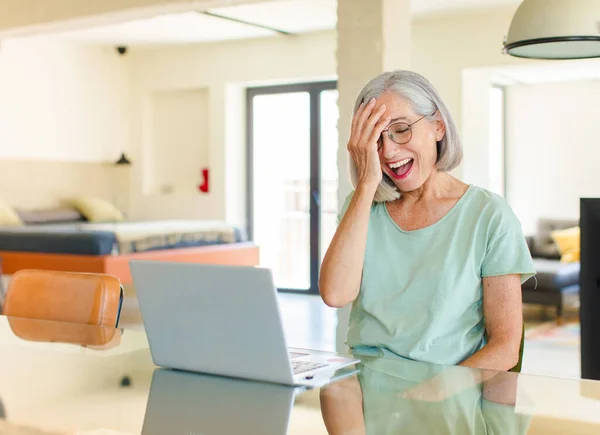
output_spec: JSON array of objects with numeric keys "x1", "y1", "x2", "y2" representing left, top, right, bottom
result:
[{"x1": 319, "y1": 70, "x2": 535, "y2": 371}]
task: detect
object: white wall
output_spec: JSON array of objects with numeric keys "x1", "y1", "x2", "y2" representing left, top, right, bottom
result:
[
  {"x1": 506, "y1": 80, "x2": 600, "y2": 235},
  {"x1": 412, "y1": 7, "x2": 529, "y2": 188},
  {"x1": 127, "y1": 6, "x2": 530, "y2": 225},
  {"x1": 128, "y1": 30, "x2": 337, "y2": 225},
  {"x1": 150, "y1": 88, "x2": 210, "y2": 196},
  {"x1": 412, "y1": 7, "x2": 521, "y2": 126},
  {"x1": 0, "y1": 5, "x2": 533, "y2": 224},
  {"x1": 0, "y1": 37, "x2": 131, "y2": 162}
]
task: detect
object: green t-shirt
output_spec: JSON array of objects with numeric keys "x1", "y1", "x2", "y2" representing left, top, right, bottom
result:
[{"x1": 338, "y1": 184, "x2": 536, "y2": 365}]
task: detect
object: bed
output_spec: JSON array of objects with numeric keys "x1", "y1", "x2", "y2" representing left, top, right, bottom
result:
[
  {"x1": 0, "y1": 220, "x2": 259, "y2": 285},
  {"x1": 0, "y1": 160, "x2": 259, "y2": 284}
]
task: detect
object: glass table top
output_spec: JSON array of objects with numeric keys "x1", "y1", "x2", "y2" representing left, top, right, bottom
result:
[{"x1": 0, "y1": 315, "x2": 599, "y2": 435}]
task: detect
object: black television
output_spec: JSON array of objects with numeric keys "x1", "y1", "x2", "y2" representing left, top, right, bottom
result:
[{"x1": 580, "y1": 198, "x2": 600, "y2": 380}]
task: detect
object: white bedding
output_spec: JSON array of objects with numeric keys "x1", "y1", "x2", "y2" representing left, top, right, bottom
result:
[{"x1": 76, "y1": 220, "x2": 240, "y2": 253}]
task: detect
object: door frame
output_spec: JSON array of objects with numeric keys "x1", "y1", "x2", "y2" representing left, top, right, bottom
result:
[{"x1": 246, "y1": 80, "x2": 337, "y2": 294}]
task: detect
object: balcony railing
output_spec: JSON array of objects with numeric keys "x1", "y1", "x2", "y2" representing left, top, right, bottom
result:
[{"x1": 258, "y1": 178, "x2": 338, "y2": 290}]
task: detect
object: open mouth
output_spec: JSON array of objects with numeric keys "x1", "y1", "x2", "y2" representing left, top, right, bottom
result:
[{"x1": 388, "y1": 158, "x2": 414, "y2": 180}]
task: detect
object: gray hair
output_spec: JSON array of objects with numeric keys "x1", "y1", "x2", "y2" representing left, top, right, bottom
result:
[{"x1": 349, "y1": 70, "x2": 462, "y2": 202}]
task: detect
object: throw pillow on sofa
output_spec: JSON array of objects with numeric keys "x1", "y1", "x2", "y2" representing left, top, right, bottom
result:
[{"x1": 550, "y1": 226, "x2": 580, "y2": 263}]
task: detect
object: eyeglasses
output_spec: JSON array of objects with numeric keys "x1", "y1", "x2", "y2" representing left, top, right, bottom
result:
[{"x1": 378, "y1": 113, "x2": 435, "y2": 149}]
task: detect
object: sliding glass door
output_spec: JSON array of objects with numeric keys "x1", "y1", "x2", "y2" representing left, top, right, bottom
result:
[{"x1": 247, "y1": 81, "x2": 338, "y2": 293}]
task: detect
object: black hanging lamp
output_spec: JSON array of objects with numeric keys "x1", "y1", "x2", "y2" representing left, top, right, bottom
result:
[{"x1": 115, "y1": 152, "x2": 132, "y2": 165}]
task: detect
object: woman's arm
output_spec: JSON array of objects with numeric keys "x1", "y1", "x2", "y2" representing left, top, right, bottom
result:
[
  {"x1": 319, "y1": 184, "x2": 377, "y2": 308},
  {"x1": 460, "y1": 274, "x2": 523, "y2": 371},
  {"x1": 319, "y1": 98, "x2": 389, "y2": 308}
]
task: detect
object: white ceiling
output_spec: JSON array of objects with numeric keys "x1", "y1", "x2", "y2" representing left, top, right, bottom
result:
[
  {"x1": 46, "y1": 11, "x2": 276, "y2": 45},
  {"x1": 210, "y1": 0, "x2": 337, "y2": 34},
  {"x1": 37, "y1": 0, "x2": 522, "y2": 47},
  {"x1": 412, "y1": 0, "x2": 520, "y2": 16}
]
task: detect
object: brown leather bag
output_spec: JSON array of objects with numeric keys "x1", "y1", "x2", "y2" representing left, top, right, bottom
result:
[{"x1": 2, "y1": 269, "x2": 123, "y2": 327}]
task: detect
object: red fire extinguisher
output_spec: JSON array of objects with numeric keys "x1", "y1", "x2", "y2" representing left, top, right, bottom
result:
[{"x1": 199, "y1": 168, "x2": 209, "y2": 193}]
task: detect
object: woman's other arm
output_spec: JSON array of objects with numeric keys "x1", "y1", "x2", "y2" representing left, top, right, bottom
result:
[{"x1": 460, "y1": 274, "x2": 523, "y2": 371}]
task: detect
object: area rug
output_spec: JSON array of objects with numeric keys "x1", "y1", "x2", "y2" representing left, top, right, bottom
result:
[{"x1": 525, "y1": 322, "x2": 580, "y2": 348}]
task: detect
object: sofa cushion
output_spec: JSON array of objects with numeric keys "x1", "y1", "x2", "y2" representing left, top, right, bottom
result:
[
  {"x1": 551, "y1": 226, "x2": 580, "y2": 263},
  {"x1": 71, "y1": 196, "x2": 124, "y2": 222},
  {"x1": 522, "y1": 258, "x2": 579, "y2": 292},
  {"x1": 532, "y1": 218, "x2": 579, "y2": 259}
]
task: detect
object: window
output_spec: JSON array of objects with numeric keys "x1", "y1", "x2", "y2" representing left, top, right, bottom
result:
[{"x1": 246, "y1": 82, "x2": 338, "y2": 293}]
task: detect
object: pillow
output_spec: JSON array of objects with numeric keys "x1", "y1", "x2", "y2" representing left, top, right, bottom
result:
[
  {"x1": 534, "y1": 218, "x2": 579, "y2": 259},
  {"x1": 17, "y1": 207, "x2": 84, "y2": 225},
  {"x1": 550, "y1": 226, "x2": 580, "y2": 263},
  {"x1": 0, "y1": 199, "x2": 23, "y2": 226},
  {"x1": 71, "y1": 196, "x2": 124, "y2": 222}
]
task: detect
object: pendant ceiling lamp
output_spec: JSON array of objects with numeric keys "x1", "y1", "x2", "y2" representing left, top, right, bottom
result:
[{"x1": 504, "y1": 0, "x2": 600, "y2": 59}]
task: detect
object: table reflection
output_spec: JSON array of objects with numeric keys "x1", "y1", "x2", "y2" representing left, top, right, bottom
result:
[
  {"x1": 141, "y1": 368, "x2": 298, "y2": 435},
  {"x1": 6, "y1": 316, "x2": 123, "y2": 350},
  {"x1": 321, "y1": 354, "x2": 530, "y2": 435}
]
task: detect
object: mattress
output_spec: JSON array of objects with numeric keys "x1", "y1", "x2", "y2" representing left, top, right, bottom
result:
[{"x1": 0, "y1": 220, "x2": 246, "y2": 256}]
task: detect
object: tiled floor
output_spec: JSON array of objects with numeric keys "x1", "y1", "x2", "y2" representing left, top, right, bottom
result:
[
  {"x1": 522, "y1": 305, "x2": 581, "y2": 379},
  {"x1": 277, "y1": 293, "x2": 337, "y2": 352}
]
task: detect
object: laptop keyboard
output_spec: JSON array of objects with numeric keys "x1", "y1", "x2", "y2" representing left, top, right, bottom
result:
[{"x1": 292, "y1": 360, "x2": 329, "y2": 374}]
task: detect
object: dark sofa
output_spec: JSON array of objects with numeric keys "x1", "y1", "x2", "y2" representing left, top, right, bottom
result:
[{"x1": 522, "y1": 218, "x2": 580, "y2": 323}]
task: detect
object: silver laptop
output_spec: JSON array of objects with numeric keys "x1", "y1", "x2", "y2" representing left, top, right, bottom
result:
[{"x1": 129, "y1": 260, "x2": 359, "y2": 386}]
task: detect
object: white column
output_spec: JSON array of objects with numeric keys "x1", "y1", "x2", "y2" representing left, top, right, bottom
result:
[
  {"x1": 336, "y1": 0, "x2": 411, "y2": 205},
  {"x1": 335, "y1": 0, "x2": 411, "y2": 352}
]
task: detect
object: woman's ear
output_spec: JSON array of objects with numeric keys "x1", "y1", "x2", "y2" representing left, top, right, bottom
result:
[{"x1": 435, "y1": 117, "x2": 446, "y2": 142}]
